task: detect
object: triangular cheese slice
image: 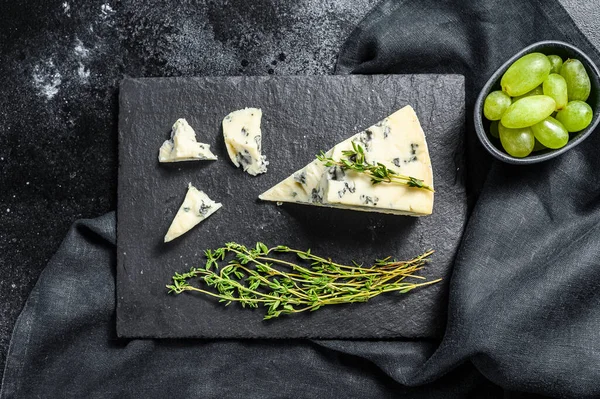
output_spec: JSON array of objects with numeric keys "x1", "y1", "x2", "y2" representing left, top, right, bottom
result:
[
  {"x1": 259, "y1": 105, "x2": 434, "y2": 216},
  {"x1": 222, "y1": 108, "x2": 269, "y2": 175},
  {"x1": 164, "y1": 183, "x2": 222, "y2": 242},
  {"x1": 159, "y1": 119, "x2": 217, "y2": 162}
]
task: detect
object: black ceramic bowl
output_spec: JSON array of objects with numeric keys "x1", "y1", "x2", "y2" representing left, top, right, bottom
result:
[{"x1": 475, "y1": 41, "x2": 600, "y2": 164}]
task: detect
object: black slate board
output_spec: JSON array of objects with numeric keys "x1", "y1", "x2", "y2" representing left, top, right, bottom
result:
[{"x1": 117, "y1": 75, "x2": 465, "y2": 339}]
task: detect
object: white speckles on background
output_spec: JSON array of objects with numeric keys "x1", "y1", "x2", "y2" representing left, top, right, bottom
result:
[
  {"x1": 100, "y1": 3, "x2": 115, "y2": 19},
  {"x1": 62, "y1": 2, "x2": 71, "y2": 17},
  {"x1": 77, "y1": 62, "x2": 90, "y2": 82},
  {"x1": 162, "y1": 0, "x2": 379, "y2": 76},
  {"x1": 32, "y1": 60, "x2": 62, "y2": 100},
  {"x1": 74, "y1": 38, "x2": 92, "y2": 82},
  {"x1": 165, "y1": 18, "x2": 238, "y2": 75},
  {"x1": 74, "y1": 39, "x2": 90, "y2": 58},
  {"x1": 262, "y1": 0, "x2": 379, "y2": 74},
  {"x1": 24, "y1": 0, "x2": 378, "y2": 110},
  {"x1": 31, "y1": 35, "x2": 95, "y2": 100}
]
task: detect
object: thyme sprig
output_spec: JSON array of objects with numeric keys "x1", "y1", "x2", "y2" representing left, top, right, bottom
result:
[
  {"x1": 167, "y1": 242, "x2": 440, "y2": 320},
  {"x1": 316, "y1": 142, "x2": 434, "y2": 192}
]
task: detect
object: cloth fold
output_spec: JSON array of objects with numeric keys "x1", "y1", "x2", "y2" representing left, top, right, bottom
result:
[{"x1": 3, "y1": 0, "x2": 600, "y2": 397}]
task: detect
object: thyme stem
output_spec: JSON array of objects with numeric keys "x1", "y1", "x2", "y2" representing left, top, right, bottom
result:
[
  {"x1": 316, "y1": 142, "x2": 434, "y2": 192},
  {"x1": 167, "y1": 242, "x2": 440, "y2": 319}
]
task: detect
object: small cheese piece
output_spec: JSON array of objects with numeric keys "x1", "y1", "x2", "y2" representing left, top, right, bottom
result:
[
  {"x1": 222, "y1": 108, "x2": 268, "y2": 175},
  {"x1": 164, "y1": 183, "x2": 222, "y2": 242},
  {"x1": 259, "y1": 105, "x2": 434, "y2": 216},
  {"x1": 158, "y1": 119, "x2": 217, "y2": 162}
]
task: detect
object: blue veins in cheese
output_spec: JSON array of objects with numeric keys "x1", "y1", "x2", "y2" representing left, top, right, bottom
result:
[
  {"x1": 222, "y1": 108, "x2": 269, "y2": 176},
  {"x1": 159, "y1": 119, "x2": 217, "y2": 163},
  {"x1": 164, "y1": 183, "x2": 222, "y2": 242},
  {"x1": 259, "y1": 105, "x2": 434, "y2": 216}
]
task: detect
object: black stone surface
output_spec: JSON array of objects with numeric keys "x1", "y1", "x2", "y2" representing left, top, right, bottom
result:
[
  {"x1": 117, "y1": 74, "x2": 465, "y2": 338},
  {"x1": 0, "y1": 0, "x2": 378, "y2": 373}
]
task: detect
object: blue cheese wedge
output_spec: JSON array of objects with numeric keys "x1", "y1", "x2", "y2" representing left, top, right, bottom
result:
[
  {"x1": 259, "y1": 105, "x2": 434, "y2": 216},
  {"x1": 222, "y1": 108, "x2": 268, "y2": 175},
  {"x1": 164, "y1": 183, "x2": 222, "y2": 242},
  {"x1": 158, "y1": 119, "x2": 217, "y2": 162}
]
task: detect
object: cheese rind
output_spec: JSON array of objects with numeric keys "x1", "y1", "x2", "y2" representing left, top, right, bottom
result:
[
  {"x1": 164, "y1": 183, "x2": 222, "y2": 242},
  {"x1": 222, "y1": 108, "x2": 268, "y2": 175},
  {"x1": 158, "y1": 119, "x2": 217, "y2": 162},
  {"x1": 259, "y1": 105, "x2": 434, "y2": 216}
]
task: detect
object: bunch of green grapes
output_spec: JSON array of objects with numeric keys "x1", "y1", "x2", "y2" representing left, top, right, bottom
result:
[{"x1": 484, "y1": 52, "x2": 593, "y2": 158}]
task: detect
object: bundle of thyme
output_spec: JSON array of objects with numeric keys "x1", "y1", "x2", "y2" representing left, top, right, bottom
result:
[
  {"x1": 316, "y1": 142, "x2": 434, "y2": 192},
  {"x1": 167, "y1": 242, "x2": 440, "y2": 320}
]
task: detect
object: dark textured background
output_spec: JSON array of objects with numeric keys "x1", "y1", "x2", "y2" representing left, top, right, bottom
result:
[
  {"x1": 0, "y1": 0, "x2": 598, "y2": 380},
  {"x1": 117, "y1": 75, "x2": 465, "y2": 339}
]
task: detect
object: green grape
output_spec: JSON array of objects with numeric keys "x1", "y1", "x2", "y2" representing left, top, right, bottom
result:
[
  {"x1": 533, "y1": 139, "x2": 548, "y2": 152},
  {"x1": 484, "y1": 91, "x2": 512, "y2": 120},
  {"x1": 531, "y1": 116, "x2": 569, "y2": 149},
  {"x1": 499, "y1": 123, "x2": 535, "y2": 157},
  {"x1": 512, "y1": 85, "x2": 543, "y2": 102},
  {"x1": 555, "y1": 100, "x2": 593, "y2": 132},
  {"x1": 547, "y1": 55, "x2": 563, "y2": 74},
  {"x1": 500, "y1": 95, "x2": 556, "y2": 128},
  {"x1": 542, "y1": 74, "x2": 568, "y2": 110},
  {"x1": 489, "y1": 121, "x2": 499, "y2": 138},
  {"x1": 501, "y1": 53, "x2": 552, "y2": 96},
  {"x1": 560, "y1": 59, "x2": 591, "y2": 101}
]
